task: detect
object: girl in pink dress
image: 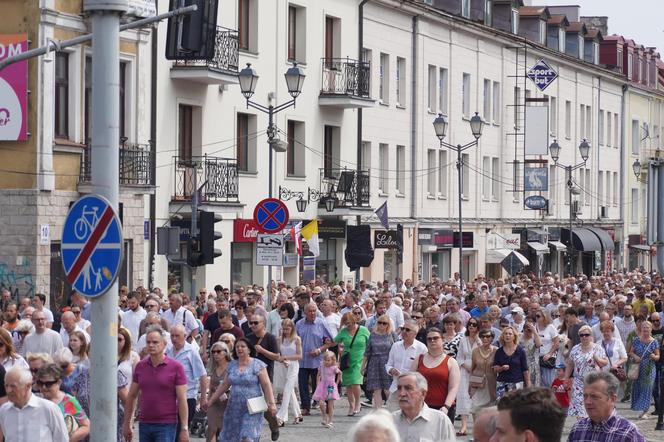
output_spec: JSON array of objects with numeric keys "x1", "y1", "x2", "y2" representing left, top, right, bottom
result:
[{"x1": 312, "y1": 351, "x2": 342, "y2": 428}]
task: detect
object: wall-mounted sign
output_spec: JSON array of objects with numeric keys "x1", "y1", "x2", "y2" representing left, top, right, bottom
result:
[
  {"x1": 417, "y1": 228, "x2": 433, "y2": 245},
  {"x1": 524, "y1": 166, "x2": 548, "y2": 191},
  {"x1": 433, "y1": 229, "x2": 454, "y2": 247},
  {"x1": 453, "y1": 232, "x2": 474, "y2": 248},
  {"x1": 233, "y1": 219, "x2": 260, "y2": 242},
  {"x1": 0, "y1": 34, "x2": 28, "y2": 141},
  {"x1": 374, "y1": 230, "x2": 399, "y2": 249},
  {"x1": 302, "y1": 219, "x2": 347, "y2": 239},
  {"x1": 488, "y1": 233, "x2": 521, "y2": 250},
  {"x1": 527, "y1": 59, "x2": 558, "y2": 92},
  {"x1": 256, "y1": 233, "x2": 284, "y2": 266},
  {"x1": 524, "y1": 195, "x2": 548, "y2": 210}
]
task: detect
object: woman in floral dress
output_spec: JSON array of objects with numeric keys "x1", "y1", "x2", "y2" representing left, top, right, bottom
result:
[
  {"x1": 361, "y1": 314, "x2": 394, "y2": 409},
  {"x1": 522, "y1": 319, "x2": 542, "y2": 387},
  {"x1": 629, "y1": 320, "x2": 660, "y2": 418},
  {"x1": 564, "y1": 325, "x2": 609, "y2": 417}
]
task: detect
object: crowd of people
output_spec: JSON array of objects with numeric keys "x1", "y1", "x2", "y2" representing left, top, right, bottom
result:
[{"x1": 0, "y1": 268, "x2": 661, "y2": 441}]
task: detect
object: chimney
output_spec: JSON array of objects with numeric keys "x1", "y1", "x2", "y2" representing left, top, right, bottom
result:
[
  {"x1": 548, "y1": 5, "x2": 579, "y2": 22},
  {"x1": 581, "y1": 16, "x2": 608, "y2": 36}
]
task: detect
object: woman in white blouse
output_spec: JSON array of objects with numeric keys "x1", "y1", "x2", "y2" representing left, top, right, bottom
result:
[
  {"x1": 535, "y1": 309, "x2": 559, "y2": 387},
  {"x1": 599, "y1": 320, "x2": 628, "y2": 378}
]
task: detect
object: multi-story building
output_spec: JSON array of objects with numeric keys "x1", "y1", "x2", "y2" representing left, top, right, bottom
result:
[{"x1": 0, "y1": 0, "x2": 154, "y2": 306}]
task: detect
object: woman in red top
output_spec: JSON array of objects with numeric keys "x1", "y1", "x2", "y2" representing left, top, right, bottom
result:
[{"x1": 411, "y1": 326, "x2": 461, "y2": 424}]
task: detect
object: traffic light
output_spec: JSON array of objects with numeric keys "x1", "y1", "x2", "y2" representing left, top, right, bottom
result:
[
  {"x1": 165, "y1": 0, "x2": 219, "y2": 60},
  {"x1": 199, "y1": 210, "x2": 222, "y2": 265},
  {"x1": 187, "y1": 236, "x2": 203, "y2": 267}
]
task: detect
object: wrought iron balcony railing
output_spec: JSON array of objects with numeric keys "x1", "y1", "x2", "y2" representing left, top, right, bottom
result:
[
  {"x1": 318, "y1": 168, "x2": 371, "y2": 209},
  {"x1": 320, "y1": 58, "x2": 371, "y2": 98},
  {"x1": 79, "y1": 142, "x2": 154, "y2": 186},
  {"x1": 173, "y1": 155, "x2": 239, "y2": 203},
  {"x1": 172, "y1": 26, "x2": 239, "y2": 74}
]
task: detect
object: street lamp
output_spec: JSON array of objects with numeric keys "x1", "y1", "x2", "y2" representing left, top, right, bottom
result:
[
  {"x1": 549, "y1": 139, "x2": 591, "y2": 276},
  {"x1": 432, "y1": 111, "x2": 484, "y2": 291},
  {"x1": 239, "y1": 62, "x2": 305, "y2": 301}
]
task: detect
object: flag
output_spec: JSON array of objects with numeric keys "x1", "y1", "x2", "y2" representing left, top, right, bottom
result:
[
  {"x1": 289, "y1": 222, "x2": 302, "y2": 255},
  {"x1": 300, "y1": 219, "x2": 319, "y2": 257},
  {"x1": 375, "y1": 201, "x2": 389, "y2": 230}
]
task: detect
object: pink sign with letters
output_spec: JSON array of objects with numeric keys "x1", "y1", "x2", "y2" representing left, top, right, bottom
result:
[{"x1": 0, "y1": 34, "x2": 28, "y2": 141}]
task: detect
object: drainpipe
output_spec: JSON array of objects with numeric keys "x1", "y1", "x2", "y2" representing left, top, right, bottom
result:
[
  {"x1": 657, "y1": 162, "x2": 664, "y2": 273},
  {"x1": 356, "y1": 0, "x2": 369, "y2": 287},
  {"x1": 409, "y1": 15, "x2": 419, "y2": 283},
  {"x1": 620, "y1": 83, "x2": 628, "y2": 271},
  {"x1": 148, "y1": 13, "x2": 158, "y2": 289}
]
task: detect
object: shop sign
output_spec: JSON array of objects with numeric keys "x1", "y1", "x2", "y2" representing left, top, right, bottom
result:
[
  {"x1": 374, "y1": 230, "x2": 399, "y2": 249},
  {"x1": 302, "y1": 219, "x2": 346, "y2": 239},
  {"x1": 493, "y1": 233, "x2": 520, "y2": 250},
  {"x1": 524, "y1": 195, "x2": 548, "y2": 210},
  {"x1": 524, "y1": 167, "x2": 549, "y2": 192},
  {"x1": 302, "y1": 256, "x2": 316, "y2": 281},
  {"x1": 433, "y1": 229, "x2": 454, "y2": 247},
  {"x1": 453, "y1": 232, "x2": 474, "y2": 248},
  {"x1": 233, "y1": 219, "x2": 260, "y2": 242},
  {"x1": 0, "y1": 34, "x2": 28, "y2": 141},
  {"x1": 418, "y1": 228, "x2": 433, "y2": 245}
]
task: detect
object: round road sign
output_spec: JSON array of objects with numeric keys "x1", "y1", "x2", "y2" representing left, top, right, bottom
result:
[{"x1": 253, "y1": 198, "x2": 290, "y2": 234}]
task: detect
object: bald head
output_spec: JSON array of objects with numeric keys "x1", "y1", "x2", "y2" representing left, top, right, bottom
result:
[
  {"x1": 61, "y1": 311, "x2": 77, "y2": 332},
  {"x1": 473, "y1": 407, "x2": 498, "y2": 442}
]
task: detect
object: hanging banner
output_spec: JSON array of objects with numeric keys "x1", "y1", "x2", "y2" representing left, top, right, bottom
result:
[
  {"x1": 524, "y1": 166, "x2": 548, "y2": 191},
  {"x1": 524, "y1": 106, "x2": 549, "y2": 155},
  {"x1": 0, "y1": 34, "x2": 28, "y2": 141}
]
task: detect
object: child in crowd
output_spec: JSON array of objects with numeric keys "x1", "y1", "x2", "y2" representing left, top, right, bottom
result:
[
  {"x1": 551, "y1": 363, "x2": 570, "y2": 414},
  {"x1": 312, "y1": 351, "x2": 342, "y2": 428}
]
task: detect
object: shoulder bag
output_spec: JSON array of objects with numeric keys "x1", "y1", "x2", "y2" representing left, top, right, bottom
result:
[
  {"x1": 601, "y1": 340, "x2": 627, "y2": 382},
  {"x1": 339, "y1": 328, "x2": 359, "y2": 371},
  {"x1": 628, "y1": 339, "x2": 656, "y2": 380}
]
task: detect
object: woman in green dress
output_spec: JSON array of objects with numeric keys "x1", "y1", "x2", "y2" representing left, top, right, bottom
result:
[{"x1": 334, "y1": 311, "x2": 370, "y2": 416}]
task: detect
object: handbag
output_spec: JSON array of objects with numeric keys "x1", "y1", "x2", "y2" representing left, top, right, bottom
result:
[
  {"x1": 628, "y1": 340, "x2": 656, "y2": 380},
  {"x1": 469, "y1": 374, "x2": 486, "y2": 389},
  {"x1": 339, "y1": 327, "x2": 359, "y2": 371},
  {"x1": 539, "y1": 355, "x2": 557, "y2": 369},
  {"x1": 611, "y1": 366, "x2": 627, "y2": 382},
  {"x1": 247, "y1": 395, "x2": 268, "y2": 414}
]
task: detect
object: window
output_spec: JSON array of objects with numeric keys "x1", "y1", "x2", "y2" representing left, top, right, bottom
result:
[
  {"x1": 598, "y1": 171, "x2": 604, "y2": 203},
  {"x1": 396, "y1": 57, "x2": 406, "y2": 107},
  {"x1": 439, "y1": 68, "x2": 449, "y2": 114},
  {"x1": 178, "y1": 104, "x2": 193, "y2": 162},
  {"x1": 491, "y1": 157, "x2": 499, "y2": 200},
  {"x1": 428, "y1": 65, "x2": 436, "y2": 112},
  {"x1": 379, "y1": 143, "x2": 388, "y2": 193},
  {"x1": 482, "y1": 156, "x2": 491, "y2": 199},
  {"x1": 564, "y1": 169, "x2": 570, "y2": 205},
  {"x1": 514, "y1": 87, "x2": 521, "y2": 129},
  {"x1": 84, "y1": 56, "x2": 92, "y2": 142},
  {"x1": 324, "y1": 16, "x2": 340, "y2": 63},
  {"x1": 438, "y1": 150, "x2": 447, "y2": 197},
  {"x1": 427, "y1": 149, "x2": 436, "y2": 195},
  {"x1": 119, "y1": 61, "x2": 127, "y2": 140},
  {"x1": 360, "y1": 141, "x2": 371, "y2": 172},
  {"x1": 593, "y1": 42, "x2": 599, "y2": 64},
  {"x1": 605, "y1": 172, "x2": 611, "y2": 207},
  {"x1": 558, "y1": 28, "x2": 566, "y2": 52},
  {"x1": 632, "y1": 119, "x2": 640, "y2": 155},
  {"x1": 585, "y1": 169, "x2": 591, "y2": 205},
  {"x1": 585, "y1": 105, "x2": 592, "y2": 141},
  {"x1": 627, "y1": 53, "x2": 633, "y2": 80},
  {"x1": 565, "y1": 100, "x2": 571, "y2": 138},
  {"x1": 492, "y1": 81, "x2": 500, "y2": 123},
  {"x1": 485, "y1": 0, "x2": 493, "y2": 26},
  {"x1": 287, "y1": 5, "x2": 306, "y2": 62},
  {"x1": 549, "y1": 164, "x2": 556, "y2": 205},
  {"x1": 617, "y1": 49, "x2": 623, "y2": 70},
  {"x1": 579, "y1": 105, "x2": 585, "y2": 141},
  {"x1": 324, "y1": 125, "x2": 340, "y2": 178},
  {"x1": 238, "y1": 0, "x2": 255, "y2": 51},
  {"x1": 613, "y1": 172, "x2": 618, "y2": 205},
  {"x1": 614, "y1": 114, "x2": 619, "y2": 148},
  {"x1": 462, "y1": 73, "x2": 471, "y2": 117},
  {"x1": 539, "y1": 20, "x2": 547, "y2": 45},
  {"x1": 461, "y1": 153, "x2": 470, "y2": 198},
  {"x1": 462, "y1": 0, "x2": 470, "y2": 18},
  {"x1": 236, "y1": 113, "x2": 249, "y2": 171},
  {"x1": 578, "y1": 169, "x2": 584, "y2": 206},
  {"x1": 483, "y1": 79, "x2": 491, "y2": 121},
  {"x1": 631, "y1": 188, "x2": 638, "y2": 223},
  {"x1": 606, "y1": 111, "x2": 612, "y2": 146},
  {"x1": 578, "y1": 35, "x2": 584, "y2": 59},
  {"x1": 598, "y1": 110, "x2": 604, "y2": 145},
  {"x1": 549, "y1": 96, "x2": 557, "y2": 135},
  {"x1": 396, "y1": 145, "x2": 405, "y2": 194},
  {"x1": 286, "y1": 120, "x2": 305, "y2": 177},
  {"x1": 379, "y1": 53, "x2": 389, "y2": 103},
  {"x1": 54, "y1": 52, "x2": 69, "y2": 139}
]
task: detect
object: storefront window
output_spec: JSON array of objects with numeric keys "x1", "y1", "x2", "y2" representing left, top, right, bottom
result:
[
  {"x1": 231, "y1": 243, "x2": 253, "y2": 288},
  {"x1": 384, "y1": 250, "x2": 397, "y2": 282}
]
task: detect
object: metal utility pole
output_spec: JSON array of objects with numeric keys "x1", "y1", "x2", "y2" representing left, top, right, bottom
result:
[{"x1": 85, "y1": 0, "x2": 125, "y2": 439}]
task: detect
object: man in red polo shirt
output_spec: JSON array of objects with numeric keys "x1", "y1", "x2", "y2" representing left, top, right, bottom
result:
[{"x1": 123, "y1": 325, "x2": 189, "y2": 442}]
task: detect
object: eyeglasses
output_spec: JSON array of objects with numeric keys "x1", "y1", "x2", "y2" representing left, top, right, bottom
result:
[
  {"x1": 480, "y1": 335, "x2": 493, "y2": 339},
  {"x1": 467, "y1": 323, "x2": 478, "y2": 327},
  {"x1": 36, "y1": 380, "x2": 58, "y2": 388},
  {"x1": 579, "y1": 333, "x2": 591, "y2": 338},
  {"x1": 652, "y1": 319, "x2": 661, "y2": 323},
  {"x1": 378, "y1": 321, "x2": 389, "y2": 325},
  {"x1": 249, "y1": 321, "x2": 261, "y2": 326},
  {"x1": 353, "y1": 311, "x2": 362, "y2": 315},
  {"x1": 427, "y1": 336, "x2": 442, "y2": 342}
]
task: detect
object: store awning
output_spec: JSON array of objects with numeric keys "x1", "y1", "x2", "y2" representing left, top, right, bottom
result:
[
  {"x1": 511, "y1": 250, "x2": 530, "y2": 265},
  {"x1": 561, "y1": 228, "x2": 603, "y2": 252},
  {"x1": 528, "y1": 242, "x2": 550, "y2": 254},
  {"x1": 486, "y1": 248, "x2": 511, "y2": 264},
  {"x1": 549, "y1": 241, "x2": 567, "y2": 251},
  {"x1": 585, "y1": 227, "x2": 614, "y2": 251},
  {"x1": 630, "y1": 244, "x2": 651, "y2": 253},
  {"x1": 501, "y1": 250, "x2": 530, "y2": 275}
]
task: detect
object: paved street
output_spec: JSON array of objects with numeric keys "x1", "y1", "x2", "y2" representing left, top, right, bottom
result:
[{"x1": 171, "y1": 397, "x2": 664, "y2": 441}]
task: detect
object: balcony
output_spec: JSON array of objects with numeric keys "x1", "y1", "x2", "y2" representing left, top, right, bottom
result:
[
  {"x1": 318, "y1": 168, "x2": 371, "y2": 214},
  {"x1": 318, "y1": 58, "x2": 376, "y2": 109},
  {"x1": 170, "y1": 26, "x2": 239, "y2": 85},
  {"x1": 172, "y1": 155, "x2": 239, "y2": 204},
  {"x1": 79, "y1": 142, "x2": 154, "y2": 187}
]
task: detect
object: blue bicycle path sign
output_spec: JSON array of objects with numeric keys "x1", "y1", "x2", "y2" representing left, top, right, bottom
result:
[{"x1": 61, "y1": 194, "x2": 123, "y2": 298}]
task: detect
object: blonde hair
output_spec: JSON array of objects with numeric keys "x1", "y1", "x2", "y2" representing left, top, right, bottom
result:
[
  {"x1": 376, "y1": 314, "x2": 393, "y2": 334},
  {"x1": 322, "y1": 350, "x2": 337, "y2": 364},
  {"x1": 498, "y1": 325, "x2": 520, "y2": 347},
  {"x1": 281, "y1": 318, "x2": 297, "y2": 339}
]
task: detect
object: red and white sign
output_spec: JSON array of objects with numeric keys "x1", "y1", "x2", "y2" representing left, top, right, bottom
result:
[
  {"x1": 233, "y1": 219, "x2": 260, "y2": 242},
  {"x1": 0, "y1": 34, "x2": 28, "y2": 141}
]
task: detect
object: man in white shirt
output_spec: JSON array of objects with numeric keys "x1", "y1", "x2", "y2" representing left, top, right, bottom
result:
[
  {"x1": 266, "y1": 292, "x2": 288, "y2": 337},
  {"x1": 121, "y1": 292, "x2": 147, "y2": 344},
  {"x1": 392, "y1": 372, "x2": 456, "y2": 442},
  {"x1": 320, "y1": 299, "x2": 341, "y2": 338},
  {"x1": 379, "y1": 291, "x2": 404, "y2": 332},
  {"x1": 22, "y1": 311, "x2": 62, "y2": 357},
  {"x1": 161, "y1": 293, "x2": 199, "y2": 341},
  {"x1": 385, "y1": 320, "x2": 427, "y2": 411},
  {"x1": 58, "y1": 312, "x2": 90, "y2": 347},
  {"x1": 0, "y1": 367, "x2": 68, "y2": 442},
  {"x1": 32, "y1": 294, "x2": 53, "y2": 329}
]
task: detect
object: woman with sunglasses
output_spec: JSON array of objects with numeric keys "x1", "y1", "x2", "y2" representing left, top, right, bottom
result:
[
  {"x1": 455, "y1": 318, "x2": 481, "y2": 436},
  {"x1": 37, "y1": 363, "x2": 90, "y2": 442},
  {"x1": 276, "y1": 318, "x2": 303, "y2": 426},
  {"x1": 469, "y1": 329, "x2": 497, "y2": 414},
  {"x1": 361, "y1": 314, "x2": 394, "y2": 409},
  {"x1": 411, "y1": 326, "x2": 461, "y2": 423},
  {"x1": 564, "y1": 324, "x2": 609, "y2": 418},
  {"x1": 205, "y1": 341, "x2": 231, "y2": 442}
]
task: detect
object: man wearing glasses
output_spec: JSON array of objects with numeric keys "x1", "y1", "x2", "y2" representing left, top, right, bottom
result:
[
  {"x1": 385, "y1": 319, "x2": 426, "y2": 411},
  {"x1": 21, "y1": 311, "x2": 62, "y2": 358}
]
